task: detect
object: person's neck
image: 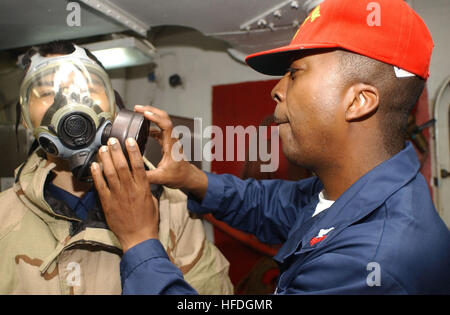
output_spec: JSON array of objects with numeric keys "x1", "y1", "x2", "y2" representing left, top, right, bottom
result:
[
  {"x1": 315, "y1": 140, "x2": 394, "y2": 201},
  {"x1": 46, "y1": 154, "x2": 93, "y2": 198}
]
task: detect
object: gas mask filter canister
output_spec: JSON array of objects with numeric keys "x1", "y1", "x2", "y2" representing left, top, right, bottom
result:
[{"x1": 19, "y1": 45, "x2": 148, "y2": 182}]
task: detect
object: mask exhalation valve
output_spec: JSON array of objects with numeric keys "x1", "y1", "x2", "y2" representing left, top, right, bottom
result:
[{"x1": 58, "y1": 112, "x2": 96, "y2": 149}]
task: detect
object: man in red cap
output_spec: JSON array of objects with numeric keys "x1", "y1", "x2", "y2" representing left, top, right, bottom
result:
[{"x1": 91, "y1": 0, "x2": 450, "y2": 294}]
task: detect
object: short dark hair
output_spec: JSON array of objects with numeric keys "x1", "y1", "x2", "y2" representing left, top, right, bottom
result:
[
  {"x1": 20, "y1": 40, "x2": 106, "y2": 71},
  {"x1": 336, "y1": 49, "x2": 425, "y2": 155}
]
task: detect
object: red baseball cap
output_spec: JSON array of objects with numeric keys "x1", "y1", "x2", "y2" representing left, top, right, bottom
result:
[{"x1": 246, "y1": 0, "x2": 433, "y2": 79}]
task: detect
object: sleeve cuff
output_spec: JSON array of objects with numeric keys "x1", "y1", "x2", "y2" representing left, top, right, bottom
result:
[
  {"x1": 120, "y1": 238, "x2": 168, "y2": 282},
  {"x1": 187, "y1": 172, "x2": 225, "y2": 213}
]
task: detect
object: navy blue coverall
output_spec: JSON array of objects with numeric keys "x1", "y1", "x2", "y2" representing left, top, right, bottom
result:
[{"x1": 120, "y1": 142, "x2": 450, "y2": 294}]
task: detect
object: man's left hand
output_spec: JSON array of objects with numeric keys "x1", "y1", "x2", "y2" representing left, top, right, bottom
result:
[{"x1": 91, "y1": 137, "x2": 159, "y2": 253}]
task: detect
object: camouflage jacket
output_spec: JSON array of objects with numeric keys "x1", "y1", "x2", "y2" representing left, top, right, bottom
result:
[{"x1": 0, "y1": 149, "x2": 233, "y2": 294}]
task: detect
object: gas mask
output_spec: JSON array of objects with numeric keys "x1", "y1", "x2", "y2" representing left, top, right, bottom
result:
[{"x1": 19, "y1": 45, "x2": 148, "y2": 182}]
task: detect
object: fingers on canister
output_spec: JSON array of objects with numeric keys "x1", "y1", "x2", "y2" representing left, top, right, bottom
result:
[
  {"x1": 97, "y1": 143, "x2": 121, "y2": 192},
  {"x1": 107, "y1": 138, "x2": 134, "y2": 185},
  {"x1": 134, "y1": 105, "x2": 175, "y2": 155},
  {"x1": 90, "y1": 161, "x2": 110, "y2": 202},
  {"x1": 125, "y1": 138, "x2": 148, "y2": 185},
  {"x1": 134, "y1": 105, "x2": 173, "y2": 132}
]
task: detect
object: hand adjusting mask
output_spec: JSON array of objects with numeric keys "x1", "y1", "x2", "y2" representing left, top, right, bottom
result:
[{"x1": 19, "y1": 45, "x2": 148, "y2": 182}]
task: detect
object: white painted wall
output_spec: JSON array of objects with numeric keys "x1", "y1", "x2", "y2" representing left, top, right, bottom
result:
[
  {"x1": 112, "y1": 33, "x2": 272, "y2": 120},
  {"x1": 411, "y1": 0, "x2": 450, "y2": 102}
]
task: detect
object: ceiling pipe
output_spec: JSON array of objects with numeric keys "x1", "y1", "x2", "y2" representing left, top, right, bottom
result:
[{"x1": 79, "y1": 0, "x2": 150, "y2": 37}]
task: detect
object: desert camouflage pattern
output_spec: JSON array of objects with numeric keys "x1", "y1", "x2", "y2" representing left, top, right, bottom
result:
[{"x1": 0, "y1": 149, "x2": 233, "y2": 294}]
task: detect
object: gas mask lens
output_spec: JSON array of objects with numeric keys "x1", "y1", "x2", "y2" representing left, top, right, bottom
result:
[
  {"x1": 19, "y1": 46, "x2": 149, "y2": 182},
  {"x1": 20, "y1": 58, "x2": 115, "y2": 134}
]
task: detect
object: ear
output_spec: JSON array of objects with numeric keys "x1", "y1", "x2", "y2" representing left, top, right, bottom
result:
[{"x1": 344, "y1": 84, "x2": 379, "y2": 122}]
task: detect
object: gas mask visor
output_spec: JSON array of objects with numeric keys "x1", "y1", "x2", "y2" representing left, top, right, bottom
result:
[{"x1": 19, "y1": 46, "x2": 116, "y2": 181}]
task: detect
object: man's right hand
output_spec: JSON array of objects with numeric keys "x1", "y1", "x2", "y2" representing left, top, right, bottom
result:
[{"x1": 134, "y1": 105, "x2": 208, "y2": 200}]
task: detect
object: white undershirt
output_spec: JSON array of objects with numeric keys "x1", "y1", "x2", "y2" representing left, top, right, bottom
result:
[{"x1": 312, "y1": 190, "x2": 335, "y2": 217}]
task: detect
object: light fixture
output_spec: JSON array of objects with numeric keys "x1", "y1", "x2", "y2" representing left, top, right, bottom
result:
[{"x1": 82, "y1": 36, "x2": 157, "y2": 70}]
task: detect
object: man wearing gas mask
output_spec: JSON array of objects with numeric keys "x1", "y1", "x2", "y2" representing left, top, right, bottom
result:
[{"x1": 0, "y1": 41, "x2": 233, "y2": 295}]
